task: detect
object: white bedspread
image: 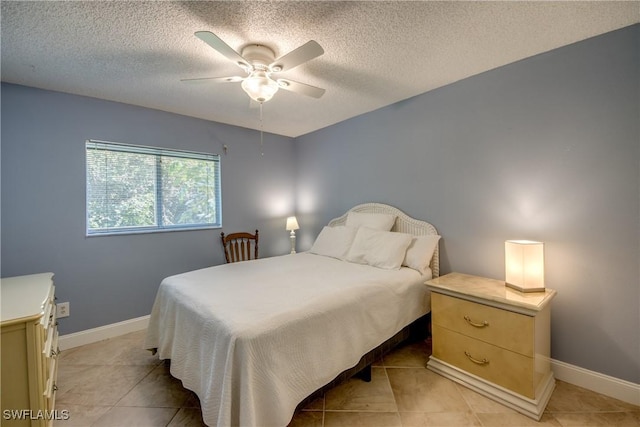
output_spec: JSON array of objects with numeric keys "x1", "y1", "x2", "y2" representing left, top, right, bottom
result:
[{"x1": 145, "y1": 253, "x2": 430, "y2": 427}]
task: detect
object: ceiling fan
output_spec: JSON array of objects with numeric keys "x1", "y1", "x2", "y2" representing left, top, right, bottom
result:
[{"x1": 182, "y1": 31, "x2": 326, "y2": 103}]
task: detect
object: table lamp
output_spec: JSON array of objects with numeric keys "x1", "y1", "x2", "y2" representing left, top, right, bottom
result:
[
  {"x1": 505, "y1": 240, "x2": 545, "y2": 293},
  {"x1": 286, "y1": 216, "x2": 299, "y2": 254}
]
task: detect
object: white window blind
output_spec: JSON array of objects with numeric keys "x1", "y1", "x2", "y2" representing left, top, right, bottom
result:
[{"x1": 86, "y1": 140, "x2": 221, "y2": 235}]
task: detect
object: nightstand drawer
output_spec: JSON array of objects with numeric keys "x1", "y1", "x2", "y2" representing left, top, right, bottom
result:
[
  {"x1": 431, "y1": 293, "x2": 534, "y2": 356},
  {"x1": 432, "y1": 324, "x2": 535, "y2": 398}
]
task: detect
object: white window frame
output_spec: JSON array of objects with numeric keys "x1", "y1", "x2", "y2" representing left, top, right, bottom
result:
[{"x1": 85, "y1": 139, "x2": 221, "y2": 236}]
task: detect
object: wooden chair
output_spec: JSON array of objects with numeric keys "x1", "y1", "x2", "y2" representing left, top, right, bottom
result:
[{"x1": 221, "y1": 230, "x2": 259, "y2": 263}]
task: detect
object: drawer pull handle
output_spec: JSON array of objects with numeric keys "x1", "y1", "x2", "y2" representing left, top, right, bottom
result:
[
  {"x1": 464, "y1": 316, "x2": 489, "y2": 328},
  {"x1": 464, "y1": 351, "x2": 489, "y2": 365}
]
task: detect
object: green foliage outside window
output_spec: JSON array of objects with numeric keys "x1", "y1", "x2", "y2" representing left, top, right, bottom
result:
[{"x1": 86, "y1": 140, "x2": 221, "y2": 235}]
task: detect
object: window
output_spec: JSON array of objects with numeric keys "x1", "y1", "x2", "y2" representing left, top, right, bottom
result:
[{"x1": 86, "y1": 140, "x2": 221, "y2": 235}]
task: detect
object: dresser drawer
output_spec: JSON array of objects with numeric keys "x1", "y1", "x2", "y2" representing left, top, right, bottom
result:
[
  {"x1": 433, "y1": 324, "x2": 535, "y2": 398},
  {"x1": 45, "y1": 352, "x2": 58, "y2": 400},
  {"x1": 431, "y1": 293, "x2": 534, "y2": 356},
  {"x1": 40, "y1": 286, "x2": 56, "y2": 329},
  {"x1": 44, "y1": 312, "x2": 57, "y2": 359}
]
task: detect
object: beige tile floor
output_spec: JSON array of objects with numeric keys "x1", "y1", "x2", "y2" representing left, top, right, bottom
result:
[{"x1": 54, "y1": 330, "x2": 639, "y2": 427}]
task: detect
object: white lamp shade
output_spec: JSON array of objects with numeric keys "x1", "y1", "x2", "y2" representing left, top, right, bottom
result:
[
  {"x1": 241, "y1": 71, "x2": 279, "y2": 103},
  {"x1": 286, "y1": 216, "x2": 299, "y2": 231},
  {"x1": 505, "y1": 240, "x2": 545, "y2": 292}
]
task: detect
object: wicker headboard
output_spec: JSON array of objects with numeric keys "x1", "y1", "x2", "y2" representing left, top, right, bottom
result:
[{"x1": 327, "y1": 203, "x2": 440, "y2": 277}]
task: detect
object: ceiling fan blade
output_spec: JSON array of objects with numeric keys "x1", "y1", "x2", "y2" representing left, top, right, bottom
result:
[
  {"x1": 277, "y1": 79, "x2": 325, "y2": 99},
  {"x1": 180, "y1": 76, "x2": 244, "y2": 84},
  {"x1": 270, "y1": 40, "x2": 324, "y2": 72},
  {"x1": 195, "y1": 31, "x2": 249, "y2": 70}
]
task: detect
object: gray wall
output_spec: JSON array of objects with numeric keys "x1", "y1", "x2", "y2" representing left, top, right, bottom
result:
[
  {"x1": 2, "y1": 25, "x2": 638, "y2": 384},
  {"x1": 1, "y1": 83, "x2": 296, "y2": 334},
  {"x1": 295, "y1": 25, "x2": 639, "y2": 383}
]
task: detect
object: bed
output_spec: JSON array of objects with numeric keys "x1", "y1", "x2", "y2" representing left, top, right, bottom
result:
[{"x1": 145, "y1": 203, "x2": 440, "y2": 426}]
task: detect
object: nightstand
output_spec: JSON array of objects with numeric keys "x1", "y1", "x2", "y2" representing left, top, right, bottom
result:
[{"x1": 426, "y1": 272, "x2": 556, "y2": 420}]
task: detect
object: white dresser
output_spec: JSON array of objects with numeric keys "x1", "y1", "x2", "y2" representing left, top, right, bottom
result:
[
  {"x1": 426, "y1": 272, "x2": 556, "y2": 420},
  {"x1": 1, "y1": 273, "x2": 60, "y2": 426}
]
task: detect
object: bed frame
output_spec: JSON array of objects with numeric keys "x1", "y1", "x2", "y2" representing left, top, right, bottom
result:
[{"x1": 296, "y1": 202, "x2": 440, "y2": 411}]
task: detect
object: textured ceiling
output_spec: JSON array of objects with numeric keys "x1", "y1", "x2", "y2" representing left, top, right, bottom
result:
[{"x1": 1, "y1": 1, "x2": 638, "y2": 137}]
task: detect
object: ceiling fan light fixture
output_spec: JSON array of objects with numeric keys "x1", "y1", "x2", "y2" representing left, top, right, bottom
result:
[
  {"x1": 188, "y1": 32, "x2": 325, "y2": 103},
  {"x1": 241, "y1": 71, "x2": 279, "y2": 103}
]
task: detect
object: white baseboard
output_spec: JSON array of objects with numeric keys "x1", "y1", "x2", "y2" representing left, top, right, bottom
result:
[
  {"x1": 551, "y1": 359, "x2": 640, "y2": 406},
  {"x1": 58, "y1": 316, "x2": 639, "y2": 407},
  {"x1": 58, "y1": 315, "x2": 149, "y2": 351}
]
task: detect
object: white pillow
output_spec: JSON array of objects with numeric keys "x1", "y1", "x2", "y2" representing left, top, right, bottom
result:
[
  {"x1": 345, "y1": 211, "x2": 396, "y2": 231},
  {"x1": 403, "y1": 234, "x2": 441, "y2": 275},
  {"x1": 309, "y1": 226, "x2": 358, "y2": 260},
  {"x1": 346, "y1": 227, "x2": 413, "y2": 270}
]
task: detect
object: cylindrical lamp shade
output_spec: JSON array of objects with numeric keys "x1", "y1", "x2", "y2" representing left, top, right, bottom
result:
[{"x1": 505, "y1": 240, "x2": 545, "y2": 293}]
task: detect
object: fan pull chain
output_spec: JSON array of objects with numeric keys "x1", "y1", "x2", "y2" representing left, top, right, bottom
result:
[{"x1": 259, "y1": 102, "x2": 264, "y2": 156}]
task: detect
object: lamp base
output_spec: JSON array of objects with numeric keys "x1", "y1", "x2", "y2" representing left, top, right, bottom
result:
[
  {"x1": 289, "y1": 232, "x2": 296, "y2": 254},
  {"x1": 505, "y1": 282, "x2": 545, "y2": 293}
]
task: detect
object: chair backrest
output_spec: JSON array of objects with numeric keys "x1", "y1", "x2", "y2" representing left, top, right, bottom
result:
[{"x1": 220, "y1": 230, "x2": 259, "y2": 263}]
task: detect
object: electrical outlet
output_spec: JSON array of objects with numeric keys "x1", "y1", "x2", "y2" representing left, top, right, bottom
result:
[{"x1": 57, "y1": 302, "x2": 70, "y2": 318}]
